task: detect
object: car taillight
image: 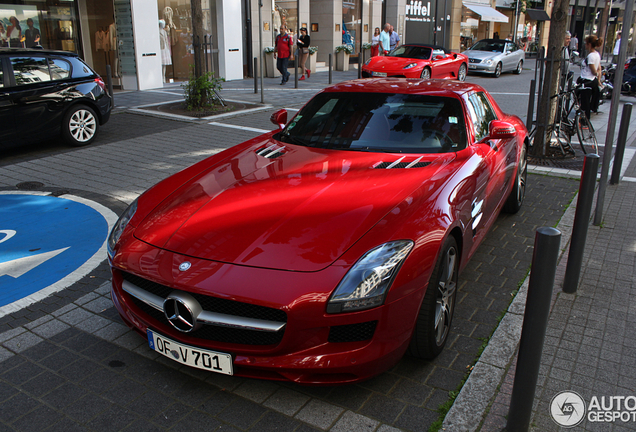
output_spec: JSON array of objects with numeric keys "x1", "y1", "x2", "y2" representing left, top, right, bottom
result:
[{"x1": 95, "y1": 77, "x2": 106, "y2": 91}]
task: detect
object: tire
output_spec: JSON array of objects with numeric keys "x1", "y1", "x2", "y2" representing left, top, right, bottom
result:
[
  {"x1": 420, "y1": 67, "x2": 431, "y2": 79},
  {"x1": 503, "y1": 143, "x2": 528, "y2": 214},
  {"x1": 493, "y1": 62, "x2": 502, "y2": 78},
  {"x1": 62, "y1": 105, "x2": 99, "y2": 147},
  {"x1": 575, "y1": 112, "x2": 599, "y2": 155},
  {"x1": 458, "y1": 63, "x2": 467, "y2": 81},
  {"x1": 408, "y1": 236, "x2": 459, "y2": 359},
  {"x1": 514, "y1": 60, "x2": 523, "y2": 75}
]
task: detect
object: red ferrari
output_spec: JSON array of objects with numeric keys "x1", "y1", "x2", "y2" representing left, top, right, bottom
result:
[
  {"x1": 108, "y1": 79, "x2": 528, "y2": 385},
  {"x1": 362, "y1": 44, "x2": 468, "y2": 80}
]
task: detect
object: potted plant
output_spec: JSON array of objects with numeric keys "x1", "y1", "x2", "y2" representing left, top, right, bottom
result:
[
  {"x1": 335, "y1": 44, "x2": 353, "y2": 71},
  {"x1": 308, "y1": 46, "x2": 318, "y2": 75},
  {"x1": 263, "y1": 46, "x2": 280, "y2": 78}
]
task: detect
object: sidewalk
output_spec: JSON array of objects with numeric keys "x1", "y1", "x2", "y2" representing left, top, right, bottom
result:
[
  {"x1": 0, "y1": 67, "x2": 635, "y2": 432},
  {"x1": 443, "y1": 95, "x2": 636, "y2": 431}
]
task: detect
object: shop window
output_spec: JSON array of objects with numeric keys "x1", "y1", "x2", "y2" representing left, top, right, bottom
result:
[
  {"x1": 11, "y1": 57, "x2": 51, "y2": 86},
  {"x1": 49, "y1": 59, "x2": 71, "y2": 80}
]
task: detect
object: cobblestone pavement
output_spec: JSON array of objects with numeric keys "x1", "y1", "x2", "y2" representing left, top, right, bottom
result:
[{"x1": 0, "y1": 68, "x2": 632, "y2": 432}]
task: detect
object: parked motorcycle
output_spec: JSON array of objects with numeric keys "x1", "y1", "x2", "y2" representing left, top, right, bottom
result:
[{"x1": 621, "y1": 59, "x2": 636, "y2": 95}]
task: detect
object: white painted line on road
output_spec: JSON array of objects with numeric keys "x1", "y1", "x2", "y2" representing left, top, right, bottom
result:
[{"x1": 208, "y1": 122, "x2": 270, "y2": 134}]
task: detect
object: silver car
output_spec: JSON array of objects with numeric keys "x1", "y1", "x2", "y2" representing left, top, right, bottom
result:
[{"x1": 464, "y1": 39, "x2": 525, "y2": 78}]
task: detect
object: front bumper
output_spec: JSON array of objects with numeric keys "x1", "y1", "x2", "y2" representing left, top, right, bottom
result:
[
  {"x1": 467, "y1": 61, "x2": 496, "y2": 73},
  {"x1": 109, "y1": 238, "x2": 424, "y2": 385}
]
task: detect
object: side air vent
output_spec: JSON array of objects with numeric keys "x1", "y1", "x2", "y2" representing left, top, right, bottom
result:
[
  {"x1": 256, "y1": 144, "x2": 286, "y2": 159},
  {"x1": 375, "y1": 156, "x2": 430, "y2": 169}
]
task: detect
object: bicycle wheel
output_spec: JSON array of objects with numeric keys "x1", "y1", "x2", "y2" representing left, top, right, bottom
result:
[{"x1": 575, "y1": 112, "x2": 599, "y2": 154}]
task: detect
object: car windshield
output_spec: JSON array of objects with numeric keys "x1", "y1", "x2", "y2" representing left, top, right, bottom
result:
[
  {"x1": 470, "y1": 41, "x2": 504, "y2": 53},
  {"x1": 279, "y1": 92, "x2": 467, "y2": 154},
  {"x1": 389, "y1": 45, "x2": 432, "y2": 60}
]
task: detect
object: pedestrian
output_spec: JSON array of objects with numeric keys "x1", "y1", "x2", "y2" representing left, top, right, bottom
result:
[
  {"x1": 564, "y1": 31, "x2": 571, "y2": 59},
  {"x1": 274, "y1": 24, "x2": 293, "y2": 85},
  {"x1": 297, "y1": 27, "x2": 310, "y2": 80},
  {"x1": 570, "y1": 33, "x2": 578, "y2": 53},
  {"x1": 613, "y1": 32, "x2": 621, "y2": 65},
  {"x1": 379, "y1": 23, "x2": 390, "y2": 55},
  {"x1": 371, "y1": 27, "x2": 380, "y2": 57},
  {"x1": 578, "y1": 35, "x2": 603, "y2": 119},
  {"x1": 389, "y1": 25, "x2": 400, "y2": 51}
]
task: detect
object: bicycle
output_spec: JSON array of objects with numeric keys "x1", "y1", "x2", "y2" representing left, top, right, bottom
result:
[{"x1": 530, "y1": 81, "x2": 599, "y2": 156}]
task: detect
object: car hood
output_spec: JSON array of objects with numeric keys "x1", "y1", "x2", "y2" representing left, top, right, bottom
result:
[
  {"x1": 366, "y1": 56, "x2": 426, "y2": 71},
  {"x1": 465, "y1": 50, "x2": 501, "y2": 60},
  {"x1": 134, "y1": 138, "x2": 452, "y2": 272}
]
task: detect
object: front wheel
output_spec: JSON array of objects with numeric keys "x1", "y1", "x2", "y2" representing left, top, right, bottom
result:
[
  {"x1": 62, "y1": 105, "x2": 99, "y2": 146},
  {"x1": 493, "y1": 63, "x2": 502, "y2": 78},
  {"x1": 458, "y1": 63, "x2": 467, "y2": 81},
  {"x1": 575, "y1": 112, "x2": 599, "y2": 155},
  {"x1": 420, "y1": 67, "x2": 431, "y2": 79},
  {"x1": 408, "y1": 236, "x2": 459, "y2": 359}
]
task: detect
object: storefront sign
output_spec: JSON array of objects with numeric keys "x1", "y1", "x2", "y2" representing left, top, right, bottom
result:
[{"x1": 406, "y1": 1, "x2": 433, "y2": 21}]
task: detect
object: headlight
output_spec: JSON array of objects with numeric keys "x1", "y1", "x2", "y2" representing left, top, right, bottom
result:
[
  {"x1": 364, "y1": 58, "x2": 372, "y2": 65},
  {"x1": 403, "y1": 63, "x2": 418, "y2": 69},
  {"x1": 326, "y1": 240, "x2": 414, "y2": 313},
  {"x1": 484, "y1": 59, "x2": 493, "y2": 65},
  {"x1": 107, "y1": 199, "x2": 138, "y2": 258}
]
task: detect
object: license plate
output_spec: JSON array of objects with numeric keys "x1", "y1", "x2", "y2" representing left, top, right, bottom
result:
[
  {"x1": 468, "y1": 65, "x2": 477, "y2": 69},
  {"x1": 373, "y1": 71, "x2": 387, "y2": 77},
  {"x1": 147, "y1": 329, "x2": 233, "y2": 375}
]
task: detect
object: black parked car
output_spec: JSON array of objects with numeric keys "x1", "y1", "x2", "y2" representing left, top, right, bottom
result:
[{"x1": 0, "y1": 48, "x2": 112, "y2": 149}]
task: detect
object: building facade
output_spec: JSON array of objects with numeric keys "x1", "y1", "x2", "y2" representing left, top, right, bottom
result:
[{"x1": 1, "y1": 0, "x2": 625, "y2": 90}]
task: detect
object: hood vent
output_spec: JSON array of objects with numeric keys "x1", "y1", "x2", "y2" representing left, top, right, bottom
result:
[
  {"x1": 256, "y1": 144, "x2": 287, "y2": 159},
  {"x1": 375, "y1": 156, "x2": 430, "y2": 169}
]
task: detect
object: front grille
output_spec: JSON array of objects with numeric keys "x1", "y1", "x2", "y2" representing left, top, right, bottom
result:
[
  {"x1": 328, "y1": 321, "x2": 378, "y2": 343},
  {"x1": 469, "y1": 58, "x2": 481, "y2": 64},
  {"x1": 375, "y1": 161, "x2": 430, "y2": 169},
  {"x1": 122, "y1": 272, "x2": 286, "y2": 346},
  {"x1": 361, "y1": 71, "x2": 372, "y2": 78}
]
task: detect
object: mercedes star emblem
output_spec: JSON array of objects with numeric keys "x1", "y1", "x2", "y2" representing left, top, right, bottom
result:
[{"x1": 163, "y1": 291, "x2": 203, "y2": 333}]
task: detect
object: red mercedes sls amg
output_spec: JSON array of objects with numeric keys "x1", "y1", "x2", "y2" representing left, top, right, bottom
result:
[
  {"x1": 108, "y1": 79, "x2": 528, "y2": 385},
  {"x1": 362, "y1": 44, "x2": 469, "y2": 80}
]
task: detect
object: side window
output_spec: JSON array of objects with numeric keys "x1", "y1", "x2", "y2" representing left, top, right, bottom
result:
[
  {"x1": 69, "y1": 57, "x2": 94, "y2": 78},
  {"x1": 467, "y1": 92, "x2": 498, "y2": 141},
  {"x1": 11, "y1": 57, "x2": 51, "y2": 86},
  {"x1": 49, "y1": 59, "x2": 71, "y2": 80}
]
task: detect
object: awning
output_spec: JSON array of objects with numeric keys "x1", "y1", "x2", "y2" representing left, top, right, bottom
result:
[
  {"x1": 463, "y1": 3, "x2": 509, "y2": 23},
  {"x1": 525, "y1": 9, "x2": 550, "y2": 21}
]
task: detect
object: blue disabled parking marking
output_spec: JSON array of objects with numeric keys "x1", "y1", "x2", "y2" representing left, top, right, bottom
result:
[{"x1": 0, "y1": 192, "x2": 118, "y2": 317}]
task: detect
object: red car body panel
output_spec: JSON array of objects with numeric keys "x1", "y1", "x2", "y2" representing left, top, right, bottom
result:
[
  {"x1": 362, "y1": 45, "x2": 468, "y2": 79},
  {"x1": 109, "y1": 79, "x2": 527, "y2": 385}
]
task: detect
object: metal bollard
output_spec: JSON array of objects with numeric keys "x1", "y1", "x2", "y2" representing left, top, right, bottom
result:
[
  {"x1": 253, "y1": 58, "x2": 258, "y2": 94},
  {"x1": 610, "y1": 103, "x2": 633, "y2": 185},
  {"x1": 507, "y1": 227, "x2": 562, "y2": 432},
  {"x1": 294, "y1": 49, "x2": 298, "y2": 89},
  {"x1": 329, "y1": 53, "x2": 332, "y2": 84},
  {"x1": 105, "y1": 65, "x2": 114, "y2": 102},
  {"x1": 526, "y1": 79, "x2": 536, "y2": 131},
  {"x1": 563, "y1": 154, "x2": 600, "y2": 293},
  {"x1": 358, "y1": 52, "x2": 362, "y2": 79}
]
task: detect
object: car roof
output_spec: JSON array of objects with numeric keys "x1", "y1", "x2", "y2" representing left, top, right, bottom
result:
[
  {"x1": 322, "y1": 78, "x2": 483, "y2": 96},
  {"x1": 0, "y1": 48, "x2": 79, "y2": 57}
]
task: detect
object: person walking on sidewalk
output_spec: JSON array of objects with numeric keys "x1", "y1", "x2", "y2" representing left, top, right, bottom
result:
[
  {"x1": 389, "y1": 25, "x2": 400, "y2": 51},
  {"x1": 379, "y1": 24, "x2": 391, "y2": 55},
  {"x1": 371, "y1": 27, "x2": 381, "y2": 57},
  {"x1": 578, "y1": 35, "x2": 603, "y2": 120},
  {"x1": 297, "y1": 27, "x2": 311, "y2": 80},
  {"x1": 274, "y1": 25, "x2": 293, "y2": 85}
]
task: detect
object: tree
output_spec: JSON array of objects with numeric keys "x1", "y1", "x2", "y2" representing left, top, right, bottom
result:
[
  {"x1": 532, "y1": 0, "x2": 570, "y2": 157},
  {"x1": 191, "y1": 0, "x2": 205, "y2": 77}
]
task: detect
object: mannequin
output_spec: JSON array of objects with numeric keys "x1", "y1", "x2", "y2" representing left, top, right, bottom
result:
[
  {"x1": 108, "y1": 22, "x2": 118, "y2": 77},
  {"x1": 163, "y1": 6, "x2": 174, "y2": 31},
  {"x1": 159, "y1": 20, "x2": 171, "y2": 83}
]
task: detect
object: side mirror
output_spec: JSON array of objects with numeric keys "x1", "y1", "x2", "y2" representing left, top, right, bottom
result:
[
  {"x1": 433, "y1": 55, "x2": 445, "y2": 61},
  {"x1": 489, "y1": 120, "x2": 516, "y2": 139},
  {"x1": 270, "y1": 109, "x2": 287, "y2": 130}
]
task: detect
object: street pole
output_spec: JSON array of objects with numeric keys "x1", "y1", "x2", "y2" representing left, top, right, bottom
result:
[
  {"x1": 594, "y1": 0, "x2": 633, "y2": 225},
  {"x1": 258, "y1": 0, "x2": 264, "y2": 104}
]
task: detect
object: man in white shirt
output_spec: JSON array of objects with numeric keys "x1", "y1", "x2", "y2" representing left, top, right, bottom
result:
[{"x1": 613, "y1": 32, "x2": 621, "y2": 64}]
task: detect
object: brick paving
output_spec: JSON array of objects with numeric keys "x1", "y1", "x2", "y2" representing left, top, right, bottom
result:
[{"x1": 0, "y1": 67, "x2": 632, "y2": 431}]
